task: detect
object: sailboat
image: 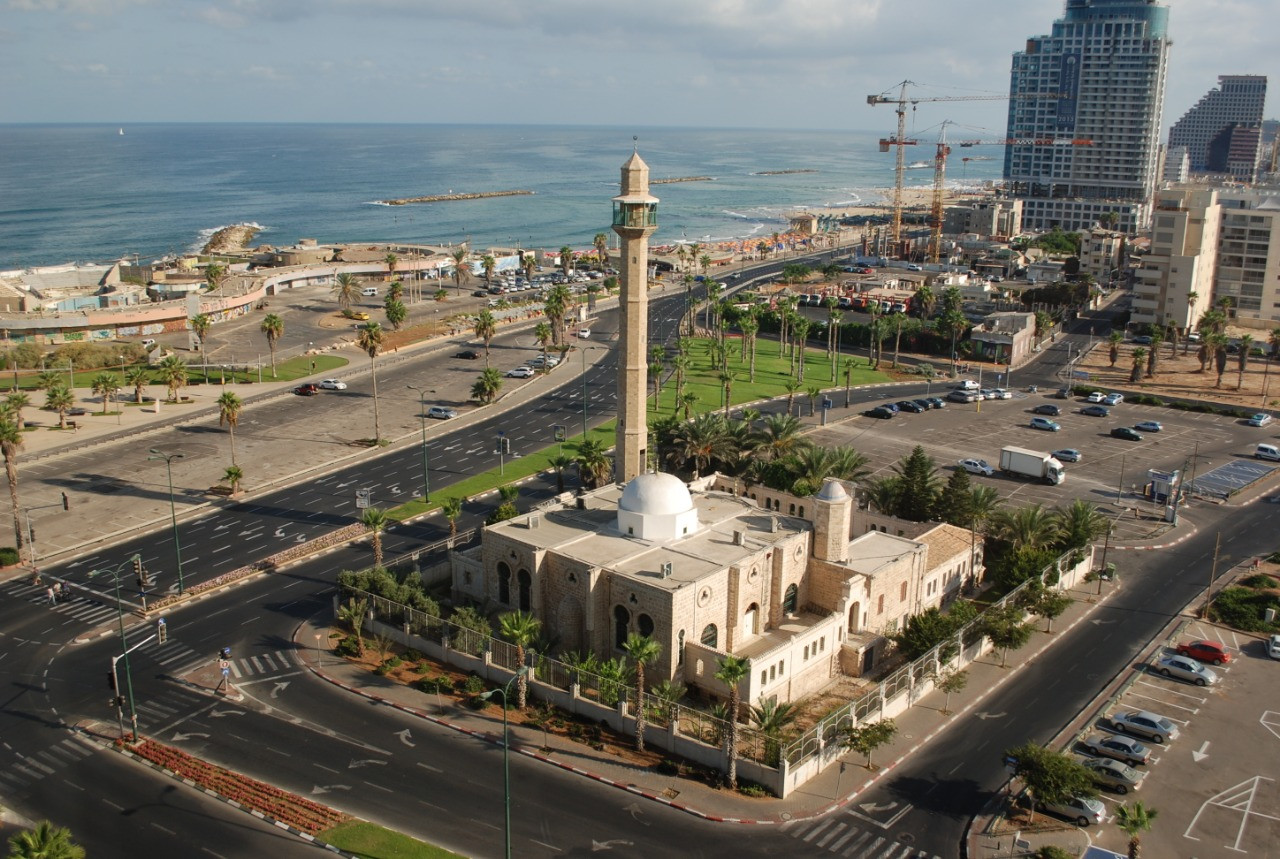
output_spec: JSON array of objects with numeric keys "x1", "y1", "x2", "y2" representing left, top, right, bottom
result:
[{"x1": 118, "y1": 128, "x2": 124, "y2": 136}]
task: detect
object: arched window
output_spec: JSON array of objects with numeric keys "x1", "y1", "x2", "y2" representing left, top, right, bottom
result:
[
  {"x1": 700, "y1": 624, "x2": 718, "y2": 649},
  {"x1": 637, "y1": 613, "x2": 654, "y2": 638},
  {"x1": 497, "y1": 562, "x2": 511, "y2": 604},
  {"x1": 848, "y1": 602, "x2": 861, "y2": 633},
  {"x1": 783, "y1": 584, "x2": 798, "y2": 615},
  {"x1": 518, "y1": 569, "x2": 532, "y2": 612},
  {"x1": 614, "y1": 605, "x2": 630, "y2": 650},
  {"x1": 744, "y1": 603, "x2": 760, "y2": 636},
  {"x1": 677, "y1": 630, "x2": 685, "y2": 665}
]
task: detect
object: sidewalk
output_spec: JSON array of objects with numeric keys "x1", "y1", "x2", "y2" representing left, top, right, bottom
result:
[{"x1": 286, "y1": 574, "x2": 1123, "y2": 839}]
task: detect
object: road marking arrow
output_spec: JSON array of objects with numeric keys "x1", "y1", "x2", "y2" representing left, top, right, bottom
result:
[
  {"x1": 397, "y1": 729, "x2": 415, "y2": 747},
  {"x1": 172, "y1": 731, "x2": 210, "y2": 742},
  {"x1": 591, "y1": 841, "x2": 633, "y2": 852},
  {"x1": 348, "y1": 759, "x2": 388, "y2": 769},
  {"x1": 1090, "y1": 619, "x2": 1114, "y2": 626},
  {"x1": 311, "y1": 784, "x2": 352, "y2": 795},
  {"x1": 1192, "y1": 741, "x2": 1210, "y2": 762},
  {"x1": 271, "y1": 681, "x2": 290, "y2": 699},
  {"x1": 859, "y1": 801, "x2": 899, "y2": 814},
  {"x1": 336, "y1": 481, "x2": 354, "y2": 489},
  {"x1": 208, "y1": 708, "x2": 245, "y2": 718},
  {"x1": 622, "y1": 802, "x2": 649, "y2": 824},
  {"x1": 975, "y1": 711, "x2": 1007, "y2": 720}
]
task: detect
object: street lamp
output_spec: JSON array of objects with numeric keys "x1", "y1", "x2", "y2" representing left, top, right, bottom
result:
[
  {"x1": 148, "y1": 448, "x2": 186, "y2": 594},
  {"x1": 88, "y1": 555, "x2": 143, "y2": 740},
  {"x1": 478, "y1": 666, "x2": 530, "y2": 859},
  {"x1": 406, "y1": 385, "x2": 435, "y2": 503}
]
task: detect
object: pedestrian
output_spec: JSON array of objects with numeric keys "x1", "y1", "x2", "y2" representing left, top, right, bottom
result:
[
  {"x1": 54, "y1": 582, "x2": 65, "y2": 602},
  {"x1": 47, "y1": 586, "x2": 56, "y2": 605}
]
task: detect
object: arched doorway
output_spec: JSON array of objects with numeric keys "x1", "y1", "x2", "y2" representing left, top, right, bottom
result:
[
  {"x1": 517, "y1": 569, "x2": 532, "y2": 612},
  {"x1": 847, "y1": 601, "x2": 861, "y2": 634},
  {"x1": 497, "y1": 562, "x2": 511, "y2": 605},
  {"x1": 614, "y1": 605, "x2": 630, "y2": 650}
]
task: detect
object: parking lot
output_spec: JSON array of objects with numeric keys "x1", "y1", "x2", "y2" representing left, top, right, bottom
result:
[
  {"x1": 1071, "y1": 620, "x2": 1280, "y2": 857},
  {"x1": 809, "y1": 387, "x2": 1279, "y2": 540}
]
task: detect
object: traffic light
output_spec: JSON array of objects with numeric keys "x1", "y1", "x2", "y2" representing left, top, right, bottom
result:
[
  {"x1": 220, "y1": 647, "x2": 231, "y2": 660},
  {"x1": 133, "y1": 556, "x2": 144, "y2": 588},
  {"x1": 108, "y1": 671, "x2": 117, "y2": 691},
  {"x1": 157, "y1": 618, "x2": 167, "y2": 644}
]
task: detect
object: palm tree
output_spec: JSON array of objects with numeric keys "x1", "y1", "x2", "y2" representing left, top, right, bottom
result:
[
  {"x1": 1108, "y1": 331, "x2": 1124, "y2": 367},
  {"x1": 718, "y1": 370, "x2": 735, "y2": 416},
  {"x1": 471, "y1": 366, "x2": 503, "y2": 404},
  {"x1": 474, "y1": 309, "x2": 497, "y2": 363},
  {"x1": 35, "y1": 369, "x2": 64, "y2": 392},
  {"x1": 1129, "y1": 347, "x2": 1146, "y2": 384},
  {"x1": 498, "y1": 611, "x2": 542, "y2": 708},
  {"x1": 1237, "y1": 334, "x2": 1253, "y2": 388},
  {"x1": 575, "y1": 438, "x2": 612, "y2": 488},
  {"x1": 543, "y1": 284, "x2": 573, "y2": 346},
  {"x1": 360, "y1": 507, "x2": 390, "y2": 568},
  {"x1": 44, "y1": 384, "x2": 74, "y2": 430},
  {"x1": 384, "y1": 297, "x2": 407, "y2": 330},
  {"x1": 204, "y1": 261, "x2": 228, "y2": 295},
  {"x1": 481, "y1": 254, "x2": 496, "y2": 287},
  {"x1": 1270, "y1": 327, "x2": 1280, "y2": 360},
  {"x1": 155, "y1": 355, "x2": 189, "y2": 402},
  {"x1": 216, "y1": 391, "x2": 243, "y2": 467},
  {"x1": 714, "y1": 654, "x2": 751, "y2": 790},
  {"x1": 1053, "y1": 499, "x2": 1108, "y2": 552},
  {"x1": 1146, "y1": 330, "x2": 1163, "y2": 378},
  {"x1": 533, "y1": 321, "x2": 552, "y2": 369},
  {"x1": 190, "y1": 313, "x2": 212, "y2": 381},
  {"x1": 784, "y1": 380, "x2": 801, "y2": 416},
  {"x1": 441, "y1": 496, "x2": 464, "y2": 537},
  {"x1": 90, "y1": 372, "x2": 119, "y2": 415},
  {"x1": 1211, "y1": 334, "x2": 1230, "y2": 388},
  {"x1": 751, "y1": 697, "x2": 799, "y2": 765},
  {"x1": 333, "y1": 273, "x2": 360, "y2": 310},
  {"x1": 755, "y1": 414, "x2": 806, "y2": 461},
  {"x1": 0, "y1": 416, "x2": 25, "y2": 557},
  {"x1": 739, "y1": 315, "x2": 759, "y2": 382},
  {"x1": 1115, "y1": 801, "x2": 1158, "y2": 859},
  {"x1": 6, "y1": 392, "x2": 29, "y2": 428},
  {"x1": 356, "y1": 322, "x2": 386, "y2": 443},
  {"x1": 260, "y1": 313, "x2": 284, "y2": 378},
  {"x1": 623, "y1": 633, "x2": 662, "y2": 751},
  {"x1": 125, "y1": 366, "x2": 150, "y2": 404},
  {"x1": 593, "y1": 232, "x2": 609, "y2": 267},
  {"x1": 989, "y1": 504, "x2": 1061, "y2": 551},
  {"x1": 678, "y1": 390, "x2": 698, "y2": 420},
  {"x1": 222, "y1": 465, "x2": 244, "y2": 494},
  {"x1": 549, "y1": 454, "x2": 575, "y2": 493},
  {"x1": 1184, "y1": 291, "x2": 1200, "y2": 354},
  {"x1": 337, "y1": 596, "x2": 368, "y2": 656},
  {"x1": 559, "y1": 245, "x2": 574, "y2": 276},
  {"x1": 668, "y1": 412, "x2": 731, "y2": 478},
  {"x1": 388, "y1": 280, "x2": 404, "y2": 303},
  {"x1": 450, "y1": 246, "x2": 471, "y2": 291},
  {"x1": 792, "y1": 318, "x2": 811, "y2": 381},
  {"x1": 915, "y1": 284, "x2": 937, "y2": 319},
  {"x1": 6, "y1": 820, "x2": 85, "y2": 859},
  {"x1": 384, "y1": 252, "x2": 398, "y2": 280}
]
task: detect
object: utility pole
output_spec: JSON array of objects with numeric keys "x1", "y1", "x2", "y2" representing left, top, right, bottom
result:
[{"x1": 1203, "y1": 531, "x2": 1222, "y2": 619}]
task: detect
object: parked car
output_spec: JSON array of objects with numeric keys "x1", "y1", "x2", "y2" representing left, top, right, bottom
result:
[
  {"x1": 1052, "y1": 448, "x2": 1082, "y2": 463},
  {"x1": 1087, "y1": 391, "x2": 1107, "y2": 403},
  {"x1": 1134, "y1": 420, "x2": 1163, "y2": 433},
  {"x1": 454, "y1": 350, "x2": 482, "y2": 360},
  {"x1": 1030, "y1": 417, "x2": 1061, "y2": 432},
  {"x1": 925, "y1": 397, "x2": 946, "y2": 409},
  {"x1": 913, "y1": 399, "x2": 933, "y2": 412},
  {"x1": 426, "y1": 406, "x2": 458, "y2": 420},
  {"x1": 293, "y1": 384, "x2": 319, "y2": 396},
  {"x1": 1269, "y1": 634, "x2": 1280, "y2": 660},
  {"x1": 526, "y1": 355, "x2": 560, "y2": 368},
  {"x1": 1111, "y1": 426, "x2": 1143, "y2": 441},
  {"x1": 1039, "y1": 795, "x2": 1106, "y2": 827},
  {"x1": 955, "y1": 380, "x2": 980, "y2": 391},
  {"x1": 1155, "y1": 654, "x2": 1218, "y2": 686},
  {"x1": 1103, "y1": 393, "x2": 1125, "y2": 406},
  {"x1": 1175, "y1": 640, "x2": 1230, "y2": 665},
  {"x1": 318, "y1": 379, "x2": 347, "y2": 390},
  {"x1": 1109, "y1": 710, "x2": 1180, "y2": 743},
  {"x1": 978, "y1": 389, "x2": 995, "y2": 401},
  {"x1": 1247, "y1": 413, "x2": 1274, "y2": 427},
  {"x1": 577, "y1": 328, "x2": 592, "y2": 339},
  {"x1": 1081, "y1": 734, "x2": 1151, "y2": 766},
  {"x1": 879, "y1": 402, "x2": 900, "y2": 413},
  {"x1": 1033, "y1": 404, "x2": 1061, "y2": 416},
  {"x1": 1131, "y1": 335, "x2": 1153, "y2": 345},
  {"x1": 506, "y1": 366, "x2": 535, "y2": 378},
  {"x1": 990, "y1": 388, "x2": 1013, "y2": 400},
  {"x1": 863, "y1": 406, "x2": 895, "y2": 420},
  {"x1": 1082, "y1": 757, "x2": 1146, "y2": 794},
  {"x1": 66, "y1": 407, "x2": 89, "y2": 416},
  {"x1": 896, "y1": 400, "x2": 926, "y2": 413},
  {"x1": 1055, "y1": 386, "x2": 1072, "y2": 399},
  {"x1": 947, "y1": 390, "x2": 978, "y2": 404},
  {"x1": 959, "y1": 458, "x2": 994, "y2": 476},
  {"x1": 1081, "y1": 405, "x2": 1110, "y2": 417}
]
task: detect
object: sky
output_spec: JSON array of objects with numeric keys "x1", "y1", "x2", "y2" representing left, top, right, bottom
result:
[{"x1": 3, "y1": 0, "x2": 1276, "y2": 133}]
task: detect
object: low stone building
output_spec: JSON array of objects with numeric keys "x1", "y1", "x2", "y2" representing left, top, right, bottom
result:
[{"x1": 968, "y1": 311, "x2": 1036, "y2": 366}]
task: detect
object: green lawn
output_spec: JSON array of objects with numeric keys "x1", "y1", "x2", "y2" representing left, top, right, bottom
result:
[
  {"x1": 8, "y1": 354, "x2": 348, "y2": 393},
  {"x1": 321, "y1": 821, "x2": 467, "y2": 859}
]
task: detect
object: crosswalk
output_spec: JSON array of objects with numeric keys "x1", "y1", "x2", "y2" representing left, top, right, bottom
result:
[
  {"x1": 782, "y1": 816, "x2": 942, "y2": 859},
  {"x1": 0, "y1": 735, "x2": 95, "y2": 794},
  {"x1": 137, "y1": 639, "x2": 301, "y2": 682},
  {"x1": 2, "y1": 579, "x2": 121, "y2": 626}
]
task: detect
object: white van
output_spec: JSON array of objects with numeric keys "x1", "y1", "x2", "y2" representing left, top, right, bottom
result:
[
  {"x1": 1256, "y1": 444, "x2": 1280, "y2": 462},
  {"x1": 361, "y1": 287, "x2": 378, "y2": 297}
]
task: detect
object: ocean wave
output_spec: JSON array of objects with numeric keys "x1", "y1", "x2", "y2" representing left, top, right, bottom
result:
[{"x1": 364, "y1": 201, "x2": 393, "y2": 207}]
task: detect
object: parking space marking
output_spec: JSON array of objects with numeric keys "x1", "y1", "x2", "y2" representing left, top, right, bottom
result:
[
  {"x1": 1183, "y1": 775, "x2": 1280, "y2": 853},
  {"x1": 1125, "y1": 689, "x2": 1199, "y2": 715},
  {"x1": 1261, "y1": 711, "x2": 1280, "y2": 742},
  {"x1": 1133, "y1": 677, "x2": 1210, "y2": 704}
]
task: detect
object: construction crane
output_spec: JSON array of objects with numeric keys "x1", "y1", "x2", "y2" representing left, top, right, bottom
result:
[{"x1": 867, "y1": 81, "x2": 1071, "y2": 255}]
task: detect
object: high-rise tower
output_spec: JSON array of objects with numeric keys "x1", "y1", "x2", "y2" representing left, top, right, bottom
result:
[
  {"x1": 1003, "y1": 0, "x2": 1171, "y2": 234},
  {"x1": 1168, "y1": 75, "x2": 1267, "y2": 181},
  {"x1": 611, "y1": 149, "x2": 658, "y2": 483}
]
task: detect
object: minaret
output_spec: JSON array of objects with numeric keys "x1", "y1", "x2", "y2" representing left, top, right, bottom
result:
[{"x1": 611, "y1": 146, "x2": 658, "y2": 483}]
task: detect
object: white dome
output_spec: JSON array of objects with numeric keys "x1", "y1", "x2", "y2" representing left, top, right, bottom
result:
[
  {"x1": 618, "y1": 473, "x2": 694, "y2": 516},
  {"x1": 815, "y1": 479, "x2": 850, "y2": 502}
]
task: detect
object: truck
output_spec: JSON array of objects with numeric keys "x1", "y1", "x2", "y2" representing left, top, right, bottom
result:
[{"x1": 999, "y1": 446, "x2": 1066, "y2": 485}]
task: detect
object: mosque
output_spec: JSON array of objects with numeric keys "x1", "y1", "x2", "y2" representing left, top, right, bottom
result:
[{"x1": 450, "y1": 150, "x2": 983, "y2": 709}]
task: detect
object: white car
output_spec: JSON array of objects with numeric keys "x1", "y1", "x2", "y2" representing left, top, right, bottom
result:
[
  {"x1": 318, "y1": 379, "x2": 347, "y2": 390},
  {"x1": 990, "y1": 388, "x2": 1013, "y2": 400},
  {"x1": 426, "y1": 406, "x2": 458, "y2": 420},
  {"x1": 577, "y1": 328, "x2": 592, "y2": 339},
  {"x1": 958, "y1": 458, "x2": 995, "y2": 476},
  {"x1": 506, "y1": 366, "x2": 535, "y2": 378},
  {"x1": 1268, "y1": 634, "x2": 1280, "y2": 660},
  {"x1": 1104, "y1": 393, "x2": 1124, "y2": 406},
  {"x1": 1087, "y1": 391, "x2": 1107, "y2": 403},
  {"x1": 1248, "y1": 413, "x2": 1274, "y2": 428}
]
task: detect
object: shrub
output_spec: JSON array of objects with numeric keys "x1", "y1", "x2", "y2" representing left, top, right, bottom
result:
[
  {"x1": 384, "y1": 655, "x2": 403, "y2": 669},
  {"x1": 333, "y1": 636, "x2": 360, "y2": 658},
  {"x1": 737, "y1": 782, "x2": 769, "y2": 798},
  {"x1": 656, "y1": 759, "x2": 682, "y2": 776},
  {"x1": 462, "y1": 674, "x2": 486, "y2": 694},
  {"x1": 1211, "y1": 586, "x2": 1280, "y2": 633},
  {"x1": 1239, "y1": 573, "x2": 1279, "y2": 590},
  {"x1": 405, "y1": 648, "x2": 424, "y2": 661},
  {"x1": 0, "y1": 546, "x2": 19, "y2": 566}
]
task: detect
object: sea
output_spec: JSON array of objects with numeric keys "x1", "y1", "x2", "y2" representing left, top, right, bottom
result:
[{"x1": 0, "y1": 124, "x2": 1005, "y2": 271}]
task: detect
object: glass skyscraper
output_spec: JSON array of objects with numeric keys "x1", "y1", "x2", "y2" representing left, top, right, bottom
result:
[{"x1": 1003, "y1": 0, "x2": 1170, "y2": 234}]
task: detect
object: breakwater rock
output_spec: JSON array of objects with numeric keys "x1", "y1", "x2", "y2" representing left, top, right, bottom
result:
[
  {"x1": 754, "y1": 169, "x2": 818, "y2": 175},
  {"x1": 378, "y1": 190, "x2": 533, "y2": 205},
  {"x1": 651, "y1": 176, "x2": 713, "y2": 185},
  {"x1": 203, "y1": 224, "x2": 260, "y2": 254}
]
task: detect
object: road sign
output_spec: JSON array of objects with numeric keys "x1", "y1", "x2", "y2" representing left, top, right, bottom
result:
[
  {"x1": 219, "y1": 659, "x2": 231, "y2": 671},
  {"x1": 355, "y1": 489, "x2": 371, "y2": 509},
  {"x1": 553, "y1": 425, "x2": 566, "y2": 442}
]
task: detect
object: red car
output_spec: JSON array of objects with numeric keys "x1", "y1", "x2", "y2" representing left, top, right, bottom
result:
[
  {"x1": 1175, "y1": 640, "x2": 1230, "y2": 665},
  {"x1": 293, "y1": 383, "x2": 319, "y2": 396}
]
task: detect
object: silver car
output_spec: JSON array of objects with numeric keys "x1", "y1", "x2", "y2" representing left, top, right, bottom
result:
[
  {"x1": 1109, "y1": 710, "x2": 1180, "y2": 744},
  {"x1": 1083, "y1": 757, "x2": 1145, "y2": 794},
  {"x1": 1081, "y1": 734, "x2": 1150, "y2": 766},
  {"x1": 1155, "y1": 654, "x2": 1218, "y2": 687},
  {"x1": 1039, "y1": 795, "x2": 1106, "y2": 827}
]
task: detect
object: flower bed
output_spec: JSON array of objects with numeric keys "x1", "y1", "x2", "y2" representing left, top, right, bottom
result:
[{"x1": 132, "y1": 739, "x2": 348, "y2": 834}]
